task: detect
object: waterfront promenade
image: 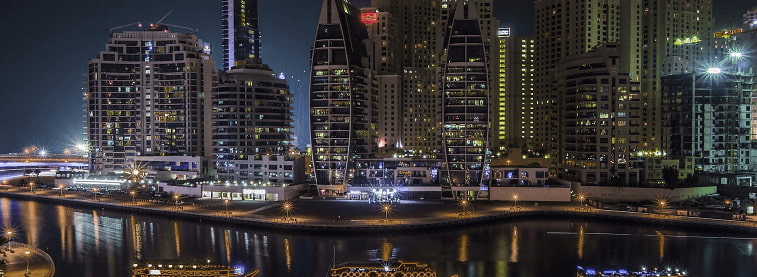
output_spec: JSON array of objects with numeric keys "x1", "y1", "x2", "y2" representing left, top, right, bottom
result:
[
  {"x1": 1, "y1": 241, "x2": 55, "y2": 277},
  {"x1": 1, "y1": 187, "x2": 757, "y2": 234}
]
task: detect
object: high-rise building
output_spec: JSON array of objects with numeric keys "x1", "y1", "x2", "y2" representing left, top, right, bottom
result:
[
  {"x1": 557, "y1": 43, "x2": 643, "y2": 186},
  {"x1": 368, "y1": 0, "x2": 441, "y2": 155},
  {"x1": 640, "y1": 0, "x2": 712, "y2": 157},
  {"x1": 361, "y1": 6, "x2": 403, "y2": 156},
  {"x1": 493, "y1": 29, "x2": 536, "y2": 154},
  {"x1": 661, "y1": 70, "x2": 757, "y2": 174},
  {"x1": 309, "y1": 0, "x2": 376, "y2": 186},
  {"x1": 86, "y1": 26, "x2": 215, "y2": 173},
  {"x1": 534, "y1": 0, "x2": 641, "y2": 161},
  {"x1": 439, "y1": 0, "x2": 491, "y2": 186},
  {"x1": 213, "y1": 62, "x2": 293, "y2": 180},
  {"x1": 222, "y1": 0, "x2": 261, "y2": 70}
]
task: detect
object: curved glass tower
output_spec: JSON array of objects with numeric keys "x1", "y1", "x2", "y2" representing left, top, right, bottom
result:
[
  {"x1": 440, "y1": 0, "x2": 491, "y2": 186},
  {"x1": 309, "y1": 0, "x2": 375, "y2": 185}
]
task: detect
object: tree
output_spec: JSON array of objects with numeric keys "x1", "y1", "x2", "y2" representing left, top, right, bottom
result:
[{"x1": 662, "y1": 166, "x2": 679, "y2": 189}]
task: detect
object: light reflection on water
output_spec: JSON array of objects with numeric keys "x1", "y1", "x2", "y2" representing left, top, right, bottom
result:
[{"x1": 1, "y1": 197, "x2": 757, "y2": 277}]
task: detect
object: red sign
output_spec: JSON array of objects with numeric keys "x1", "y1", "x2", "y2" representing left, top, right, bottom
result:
[{"x1": 361, "y1": 12, "x2": 378, "y2": 25}]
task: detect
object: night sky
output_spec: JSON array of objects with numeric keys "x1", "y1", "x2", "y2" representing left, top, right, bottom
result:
[{"x1": 0, "y1": 0, "x2": 751, "y2": 154}]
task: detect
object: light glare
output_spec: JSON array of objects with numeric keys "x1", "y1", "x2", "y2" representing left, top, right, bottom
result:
[{"x1": 706, "y1": 67, "x2": 721, "y2": 74}]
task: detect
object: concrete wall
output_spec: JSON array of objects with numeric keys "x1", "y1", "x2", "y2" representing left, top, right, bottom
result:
[
  {"x1": 264, "y1": 184, "x2": 307, "y2": 201},
  {"x1": 489, "y1": 187, "x2": 572, "y2": 202},
  {"x1": 157, "y1": 184, "x2": 202, "y2": 197},
  {"x1": 576, "y1": 185, "x2": 717, "y2": 202}
]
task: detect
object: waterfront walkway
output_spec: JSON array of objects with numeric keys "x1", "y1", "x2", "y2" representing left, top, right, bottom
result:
[
  {"x1": 1, "y1": 187, "x2": 757, "y2": 233},
  {"x1": 0, "y1": 242, "x2": 55, "y2": 277}
]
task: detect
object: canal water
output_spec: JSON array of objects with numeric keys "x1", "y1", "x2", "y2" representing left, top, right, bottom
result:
[{"x1": 1, "y1": 197, "x2": 756, "y2": 277}]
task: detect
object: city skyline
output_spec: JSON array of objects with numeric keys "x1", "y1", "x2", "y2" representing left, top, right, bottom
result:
[{"x1": 0, "y1": 0, "x2": 751, "y2": 154}]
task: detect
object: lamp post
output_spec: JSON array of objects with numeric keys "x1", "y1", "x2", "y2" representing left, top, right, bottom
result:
[
  {"x1": 25, "y1": 250, "x2": 31, "y2": 273},
  {"x1": 130, "y1": 191, "x2": 136, "y2": 204},
  {"x1": 381, "y1": 204, "x2": 391, "y2": 221},
  {"x1": 59, "y1": 185, "x2": 64, "y2": 197},
  {"x1": 5, "y1": 231, "x2": 12, "y2": 251},
  {"x1": 174, "y1": 195, "x2": 179, "y2": 209},
  {"x1": 577, "y1": 193, "x2": 587, "y2": 210},
  {"x1": 29, "y1": 182, "x2": 34, "y2": 193},
  {"x1": 92, "y1": 188, "x2": 99, "y2": 201},
  {"x1": 512, "y1": 194, "x2": 519, "y2": 209},
  {"x1": 224, "y1": 199, "x2": 230, "y2": 215},
  {"x1": 459, "y1": 199, "x2": 470, "y2": 215},
  {"x1": 283, "y1": 202, "x2": 292, "y2": 219}
]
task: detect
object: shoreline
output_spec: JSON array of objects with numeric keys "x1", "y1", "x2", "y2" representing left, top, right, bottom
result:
[{"x1": 1, "y1": 190, "x2": 756, "y2": 234}]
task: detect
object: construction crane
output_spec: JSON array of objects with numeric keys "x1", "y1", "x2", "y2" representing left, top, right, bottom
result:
[
  {"x1": 147, "y1": 10, "x2": 198, "y2": 34},
  {"x1": 105, "y1": 21, "x2": 142, "y2": 35}
]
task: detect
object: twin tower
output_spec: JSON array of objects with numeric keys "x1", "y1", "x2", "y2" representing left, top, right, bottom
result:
[{"x1": 309, "y1": 0, "x2": 494, "y2": 186}]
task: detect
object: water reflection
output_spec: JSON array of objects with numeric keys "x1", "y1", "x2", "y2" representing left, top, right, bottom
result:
[
  {"x1": 509, "y1": 225, "x2": 518, "y2": 263},
  {"x1": 0, "y1": 198, "x2": 755, "y2": 276}
]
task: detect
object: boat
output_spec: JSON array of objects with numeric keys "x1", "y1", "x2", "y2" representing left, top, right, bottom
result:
[{"x1": 577, "y1": 265, "x2": 687, "y2": 277}]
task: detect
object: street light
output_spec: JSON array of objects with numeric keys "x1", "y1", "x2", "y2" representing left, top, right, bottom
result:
[
  {"x1": 381, "y1": 204, "x2": 392, "y2": 220},
  {"x1": 224, "y1": 199, "x2": 230, "y2": 214},
  {"x1": 25, "y1": 250, "x2": 31, "y2": 273},
  {"x1": 29, "y1": 182, "x2": 34, "y2": 193},
  {"x1": 281, "y1": 201, "x2": 293, "y2": 219},
  {"x1": 576, "y1": 193, "x2": 587, "y2": 210},
  {"x1": 459, "y1": 199, "x2": 470, "y2": 215},
  {"x1": 5, "y1": 230, "x2": 13, "y2": 251},
  {"x1": 512, "y1": 194, "x2": 519, "y2": 208},
  {"x1": 174, "y1": 195, "x2": 179, "y2": 208},
  {"x1": 92, "y1": 188, "x2": 99, "y2": 201},
  {"x1": 59, "y1": 185, "x2": 64, "y2": 197},
  {"x1": 130, "y1": 191, "x2": 136, "y2": 204}
]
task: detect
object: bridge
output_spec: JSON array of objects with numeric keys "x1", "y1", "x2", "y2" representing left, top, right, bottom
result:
[{"x1": 0, "y1": 154, "x2": 88, "y2": 183}]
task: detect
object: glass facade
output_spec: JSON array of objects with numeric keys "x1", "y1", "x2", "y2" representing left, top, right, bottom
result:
[
  {"x1": 440, "y1": 1, "x2": 491, "y2": 186},
  {"x1": 309, "y1": 0, "x2": 376, "y2": 185}
]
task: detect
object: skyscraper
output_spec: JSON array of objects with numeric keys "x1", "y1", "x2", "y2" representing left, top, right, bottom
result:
[
  {"x1": 213, "y1": 62, "x2": 293, "y2": 181},
  {"x1": 533, "y1": 0, "x2": 641, "y2": 162},
  {"x1": 222, "y1": 0, "x2": 261, "y2": 70},
  {"x1": 640, "y1": 0, "x2": 712, "y2": 157},
  {"x1": 661, "y1": 70, "x2": 757, "y2": 174},
  {"x1": 309, "y1": 0, "x2": 376, "y2": 186},
  {"x1": 86, "y1": 25, "x2": 215, "y2": 173},
  {"x1": 439, "y1": 0, "x2": 491, "y2": 186},
  {"x1": 493, "y1": 28, "x2": 536, "y2": 154},
  {"x1": 367, "y1": 0, "x2": 441, "y2": 155},
  {"x1": 557, "y1": 43, "x2": 643, "y2": 186}
]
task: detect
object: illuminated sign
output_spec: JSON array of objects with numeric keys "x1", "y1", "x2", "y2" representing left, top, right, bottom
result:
[
  {"x1": 497, "y1": 28, "x2": 511, "y2": 37},
  {"x1": 673, "y1": 36, "x2": 701, "y2": 45},
  {"x1": 714, "y1": 28, "x2": 743, "y2": 38},
  {"x1": 149, "y1": 270, "x2": 161, "y2": 275},
  {"x1": 361, "y1": 12, "x2": 378, "y2": 25}
]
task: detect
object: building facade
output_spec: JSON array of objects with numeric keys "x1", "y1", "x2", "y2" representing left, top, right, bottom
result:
[
  {"x1": 213, "y1": 62, "x2": 294, "y2": 180},
  {"x1": 640, "y1": 0, "x2": 713, "y2": 162},
  {"x1": 557, "y1": 44, "x2": 643, "y2": 186},
  {"x1": 662, "y1": 70, "x2": 757, "y2": 174},
  {"x1": 222, "y1": 0, "x2": 261, "y2": 70},
  {"x1": 533, "y1": 0, "x2": 642, "y2": 163},
  {"x1": 439, "y1": 0, "x2": 491, "y2": 186},
  {"x1": 309, "y1": 0, "x2": 376, "y2": 185},
  {"x1": 493, "y1": 29, "x2": 536, "y2": 155},
  {"x1": 86, "y1": 26, "x2": 214, "y2": 173}
]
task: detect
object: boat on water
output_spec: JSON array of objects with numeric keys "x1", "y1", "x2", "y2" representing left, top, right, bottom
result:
[
  {"x1": 577, "y1": 266, "x2": 687, "y2": 277},
  {"x1": 131, "y1": 263, "x2": 259, "y2": 277}
]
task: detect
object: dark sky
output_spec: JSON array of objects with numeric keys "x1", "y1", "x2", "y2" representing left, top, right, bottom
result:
[{"x1": 0, "y1": 0, "x2": 751, "y2": 153}]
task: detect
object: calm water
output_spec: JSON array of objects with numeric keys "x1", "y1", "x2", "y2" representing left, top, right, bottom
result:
[{"x1": 1, "y1": 197, "x2": 756, "y2": 277}]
